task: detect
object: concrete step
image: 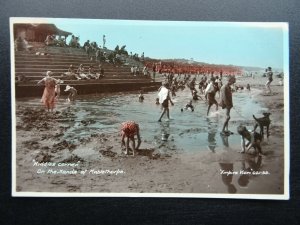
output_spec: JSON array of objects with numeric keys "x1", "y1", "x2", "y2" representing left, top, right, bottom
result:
[
  {"x1": 17, "y1": 73, "x2": 149, "y2": 79},
  {"x1": 15, "y1": 60, "x2": 131, "y2": 67},
  {"x1": 16, "y1": 81, "x2": 160, "y2": 97},
  {"x1": 15, "y1": 63, "x2": 131, "y2": 70},
  {"x1": 15, "y1": 71, "x2": 134, "y2": 77},
  {"x1": 15, "y1": 64, "x2": 131, "y2": 70},
  {"x1": 15, "y1": 55, "x2": 89, "y2": 61},
  {"x1": 17, "y1": 77, "x2": 152, "y2": 85},
  {"x1": 15, "y1": 65, "x2": 132, "y2": 73},
  {"x1": 15, "y1": 57, "x2": 133, "y2": 65},
  {"x1": 15, "y1": 58, "x2": 93, "y2": 62},
  {"x1": 14, "y1": 59, "x2": 116, "y2": 65},
  {"x1": 15, "y1": 51, "x2": 88, "y2": 57},
  {"x1": 14, "y1": 45, "x2": 150, "y2": 91},
  {"x1": 16, "y1": 45, "x2": 140, "y2": 63},
  {"x1": 14, "y1": 45, "x2": 154, "y2": 97},
  {"x1": 23, "y1": 46, "x2": 89, "y2": 54},
  {"x1": 15, "y1": 49, "x2": 122, "y2": 58},
  {"x1": 15, "y1": 53, "x2": 136, "y2": 64},
  {"x1": 15, "y1": 61, "x2": 108, "y2": 68},
  {"x1": 15, "y1": 67, "x2": 131, "y2": 73},
  {"x1": 42, "y1": 46, "x2": 94, "y2": 53}
]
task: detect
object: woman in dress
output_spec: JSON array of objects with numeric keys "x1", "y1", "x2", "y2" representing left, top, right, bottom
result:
[{"x1": 37, "y1": 71, "x2": 59, "y2": 112}]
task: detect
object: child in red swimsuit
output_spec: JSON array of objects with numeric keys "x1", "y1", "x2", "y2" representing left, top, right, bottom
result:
[{"x1": 120, "y1": 121, "x2": 141, "y2": 156}]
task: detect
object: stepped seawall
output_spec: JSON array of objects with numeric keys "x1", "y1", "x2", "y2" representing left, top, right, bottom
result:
[{"x1": 14, "y1": 45, "x2": 161, "y2": 97}]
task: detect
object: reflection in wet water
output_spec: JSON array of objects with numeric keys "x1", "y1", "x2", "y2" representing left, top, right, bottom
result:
[
  {"x1": 160, "y1": 122, "x2": 170, "y2": 141},
  {"x1": 238, "y1": 155, "x2": 262, "y2": 188},
  {"x1": 218, "y1": 153, "x2": 264, "y2": 193},
  {"x1": 17, "y1": 87, "x2": 266, "y2": 153},
  {"x1": 219, "y1": 163, "x2": 237, "y2": 194},
  {"x1": 220, "y1": 134, "x2": 230, "y2": 148},
  {"x1": 207, "y1": 117, "x2": 219, "y2": 153}
]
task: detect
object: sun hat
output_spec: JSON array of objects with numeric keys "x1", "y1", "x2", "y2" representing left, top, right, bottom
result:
[{"x1": 46, "y1": 71, "x2": 53, "y2": 76}]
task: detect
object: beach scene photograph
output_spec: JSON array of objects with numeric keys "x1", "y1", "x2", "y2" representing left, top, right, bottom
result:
[{"x1": 11, "y1": 18, "x2": 289, "y2": 198}]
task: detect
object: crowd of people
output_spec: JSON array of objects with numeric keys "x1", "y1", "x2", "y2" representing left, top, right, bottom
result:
[
  {"x1": 45, "y1": 35, "x2": 67, "y2": 47},
  {"x1": 156, "y1": 72, "x2": 237, "y2": 135},
  {"x1": 144, "y1": 61, "x2": 241, "y2": 77},
  {"x1": 60, "y1": 64, "x2": 105, "y2": 80},
  {"x1": 36, "y1": 65, "x2": 274, "y2": 159},
  {"x1": 25, "y1": 32, "x2": 275, "y2": 158},
  {"x1": 120, "y1": 71, "x2": 256, "y2": 157}
]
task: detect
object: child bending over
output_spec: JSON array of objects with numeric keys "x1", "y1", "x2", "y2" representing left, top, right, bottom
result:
[
  {"x1": 64, "y1": 85, "x2": 77, "y2": 102},
  {"x1": 237, "y1": 125, "x2": 263, "y2": 156},
  {"x1": 120, "y1": 121, "x2": 141, "y2": 156}
]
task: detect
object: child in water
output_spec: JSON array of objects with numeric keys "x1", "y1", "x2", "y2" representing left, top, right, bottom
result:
[
  {"x1": 138, "y1": 90, "x2": 144, "y2": 102},
  {"x1": 192, "y1": 90, "x2": 202, "y2": 100},
  {"x1": 246, "y1": 84, "x2": 251, "y2": 91},
  {"x1": 64, "y1": 85, "x2": 77, "y2": 102},
  {"x1": 181, "y1": 100, "x2": 194, "y2": 112}
]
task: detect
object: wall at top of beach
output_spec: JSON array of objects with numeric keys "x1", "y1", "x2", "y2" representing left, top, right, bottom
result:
[{"x1": 15, "y1": 82, "x2": 162, "y2": 98}]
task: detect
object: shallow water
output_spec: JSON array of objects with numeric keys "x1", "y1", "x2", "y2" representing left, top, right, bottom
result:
[{"x1": 16, "y1": 87, "x2": 267, "y2": 154}]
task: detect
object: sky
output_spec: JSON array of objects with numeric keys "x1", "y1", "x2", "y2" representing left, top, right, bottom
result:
[{"x1": 45, "y1": 18, "x2": 288, "y2": 69}]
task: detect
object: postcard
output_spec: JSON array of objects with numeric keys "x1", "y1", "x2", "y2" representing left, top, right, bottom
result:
[{"x1": 11, "y1": 17, "x2": 289, "y2": 199}]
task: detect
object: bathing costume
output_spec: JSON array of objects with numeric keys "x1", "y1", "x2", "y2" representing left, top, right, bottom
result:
[{"x1": 121, "y1": 121, "x2": 139, "y2": 138}]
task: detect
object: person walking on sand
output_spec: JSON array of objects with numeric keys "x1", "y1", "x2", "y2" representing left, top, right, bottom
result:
[
  {"x1": 158, "y1": 83, "x2": 174, "y2": 122},
  {"x1": 138, "y1": 90, "x2": 144, "y2": 102},
  {"x1": 120, "y1": 121, "x2": 141, "y2": 156},
  {"x1": 219, "y1": 76, "x2": 236, "y2": 135},
  {"x1": 37, "y1": 71, "x2": 59, "y2": 112},
  {"x1": 265, "y1": 66, "x2": 273, "y2": 94},
  {"x1": 102, "y1": 35, "x2": 106, "y2": 49}
]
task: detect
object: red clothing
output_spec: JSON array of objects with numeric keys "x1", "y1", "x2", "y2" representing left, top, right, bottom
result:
[{"x1": 120, "y1": 121, "x2": 139, "y2": 138}]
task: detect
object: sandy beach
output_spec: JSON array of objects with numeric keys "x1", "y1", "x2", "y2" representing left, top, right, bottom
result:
[{"x1": 14, "y1": 76, "x2": 286, "y2": 196}]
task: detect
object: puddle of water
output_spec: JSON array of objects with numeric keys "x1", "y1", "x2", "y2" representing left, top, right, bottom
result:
[{"x1": 16, "y1": 88, "x2": 267, "y2": 153}]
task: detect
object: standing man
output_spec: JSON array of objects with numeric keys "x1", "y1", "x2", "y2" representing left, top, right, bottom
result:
[
  {"x1": 158, "y1": 83, "x2": 174, "y2": 122},
  {"x1": 102, "y1": 35, "x2": 106, "y2": 49},
  {"x1": 141, "y1": 52, "x2": 144, "y2": 61},
  {"x1": 219, "y1": 76, "x2": 236, "y2": 136},
  {"x1": 95, "y1": 48, "x2": 101, "y2": 62},
  {"x1": 152, "y1": 63, "x2": 156, "y2": 81},
  {"x1": 265, "y1": 66, "x2": 273, "y2": 93},
  {"x1": 205, "y1": 77, "x2": 218, "y2": 116}
]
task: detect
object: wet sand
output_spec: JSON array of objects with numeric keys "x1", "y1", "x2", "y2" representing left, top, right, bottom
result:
[{"x1": 14, "y1": 76, "x2": 286, "y2": 196}]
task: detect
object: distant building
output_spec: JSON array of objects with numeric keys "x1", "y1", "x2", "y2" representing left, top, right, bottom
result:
[{"x1": 13, "y1": 23, "x2": 72, "y2": 42}]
